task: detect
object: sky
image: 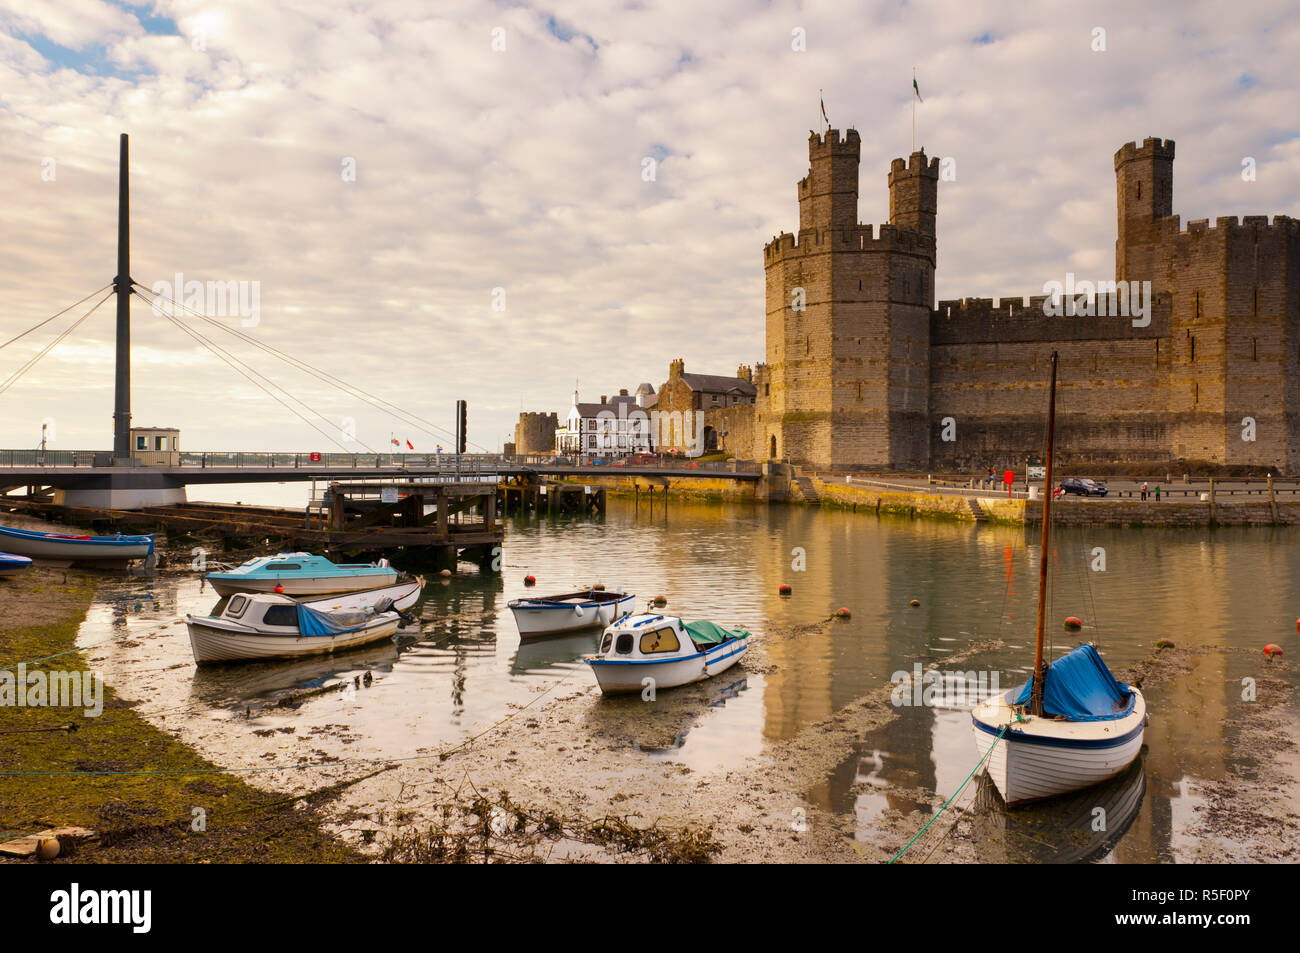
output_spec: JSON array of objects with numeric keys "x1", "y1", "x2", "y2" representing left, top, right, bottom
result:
[{"x1": 0, "y1": 0, "x2": 1297, "y2": 453}]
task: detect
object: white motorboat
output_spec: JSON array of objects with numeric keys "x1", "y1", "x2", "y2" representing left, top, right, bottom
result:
[
  {"x1": 970, "y1": 351, "x2": 1147, "y2": 806},
  {"x1": 507, "y1": 588, "x2": 635, "y2": 640},
  {"x1": 584, "y1": 612, "x2": 749, "y2": 694},
  {"x1": 185, "y1": 589, "x2": 411, "y2": 665},
  {"x1": 288, "y1": 577, "x2": 423, "y2": 613},
  {"x1": 204, "y1": 552, "x2": 398, "y2": 596}
]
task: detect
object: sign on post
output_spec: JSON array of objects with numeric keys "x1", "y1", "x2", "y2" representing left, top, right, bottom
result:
[{"x1": 381, "y1": 487, "x2": 398, "y2": 504}]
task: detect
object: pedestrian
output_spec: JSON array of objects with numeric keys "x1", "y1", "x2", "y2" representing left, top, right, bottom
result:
[
  {"x1": 1154, "y1": 484, "x2": 1161, "y2": 501},
  {"x1": 985, "y1": 465, "x2": 994, "y2": 489},
  {"x1": 1141, "y1": 481, "x2": 1148, "y2": 501}
]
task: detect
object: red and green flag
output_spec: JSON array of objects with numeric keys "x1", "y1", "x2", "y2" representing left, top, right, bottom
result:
[{"x1": 913, "y1": 76, "x2": 923, "y2": 103}]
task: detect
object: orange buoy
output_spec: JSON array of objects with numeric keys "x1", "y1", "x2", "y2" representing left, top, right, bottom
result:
[
  {"x1": 834, "y1": 607, "x2": 852, "y2": 619},
  {"x1": 1264, "y1": 643, "x2": 1284, "y2": 659},
  {"x1": 273, "y1": 584, "x2": 284, "y2": 594},
  {"x1": 592, "y1": 583, "x2": 606, "y2": 591},
  {"x1": 779, "y1": 584, "x2": 792, "y2": 596},
  {"x1": 523, "y1": 575, "x2": 536, "y2": 586},
  {"x1": 1064, "y1": 617, "x2": 1083, "y2": 630},
  {"x1": 909, "y1": 599, "x2": 920, "y2": 608}
]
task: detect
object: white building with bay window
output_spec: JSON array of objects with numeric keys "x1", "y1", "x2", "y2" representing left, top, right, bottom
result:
[{"x1": 555, "y1": 389, "x2": 654, "y2": 456}]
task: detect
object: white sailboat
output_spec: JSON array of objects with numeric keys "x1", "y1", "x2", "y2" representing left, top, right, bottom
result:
[{"x1": 971, "y1": 352, "x2": 1148, "y2": 806}]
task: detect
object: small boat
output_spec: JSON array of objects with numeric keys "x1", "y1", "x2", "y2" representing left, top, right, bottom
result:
[
  {"x1": 584, "y1": 612, "x2": 749, "y2": 694},
  {"x1": 0, "y1": 552, "x2": 33, "y2": 574},
  {"x1": 507, "y1": 587, "x2": 636, "y2": 639},
  {"x1": 0, "y1": 525, "x2": 154, "y2": 565},
  {"x1": 970, "y1": 351, "x2": 1147, "y2": 806},
  {"x1": 204, "y1": 552, "x2": 398, "y2": 596},
  {"x1": 185, "y1": 588, "x2": 412, "y2": 665}
]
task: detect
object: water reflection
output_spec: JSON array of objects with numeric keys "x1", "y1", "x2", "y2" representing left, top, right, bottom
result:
[{"x1": 72, "y1": 495, "x2": 1300, "y2": 862}]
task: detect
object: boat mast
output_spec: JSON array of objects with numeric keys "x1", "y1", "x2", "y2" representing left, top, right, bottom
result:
[{"x1": 1030, "y1": 351, "x2": 1058, "y2": 718}]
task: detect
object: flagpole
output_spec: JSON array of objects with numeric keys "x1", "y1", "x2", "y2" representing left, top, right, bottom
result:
[{"x1": 911, "y1": 68, "x2": 916, "y2": 153}]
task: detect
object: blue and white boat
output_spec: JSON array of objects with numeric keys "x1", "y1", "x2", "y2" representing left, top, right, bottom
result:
[
  {"x1": 0, "y1": 551, "x2": 33, "y2": 574},
  {"x1": 205, "y1": 552, "x2": 398, "y2": 596},
  {"x1": 508, "y1": 587, "x2": 635, "y2": 640},
  {"x1": 584, "y1": 612, "x2": 749, "y2": 694},
  {"x1": 0, "y1": 525, "x2": 154, "y2": 565},
  {"x1": 971, "y1": 644, "x2": 1147, "y2": 806},
  {"x1": 970, "y1": 352, "x2": 1147, "y2": 806}
]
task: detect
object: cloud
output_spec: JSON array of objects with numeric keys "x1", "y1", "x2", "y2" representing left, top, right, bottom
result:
[{"x1": 0, "y1": 0, "x2": 1297, "y2": 453}]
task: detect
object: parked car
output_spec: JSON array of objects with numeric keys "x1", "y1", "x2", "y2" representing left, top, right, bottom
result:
[{"x1": 1060, "y1": 478, "x2": 1108, "y2": 497}]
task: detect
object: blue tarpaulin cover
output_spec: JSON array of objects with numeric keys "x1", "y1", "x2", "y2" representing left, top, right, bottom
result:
[
  {"x1": 296, "y1": 604, "x2": 371, "y2": 637},
  {"x1": 1007, "y1": 644, "x2": 1136, "y2": 721}
]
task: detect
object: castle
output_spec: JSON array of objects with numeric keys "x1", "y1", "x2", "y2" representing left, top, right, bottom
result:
[{"x1": 750, "y1": 129, "x2": 1300, "y2": 473}]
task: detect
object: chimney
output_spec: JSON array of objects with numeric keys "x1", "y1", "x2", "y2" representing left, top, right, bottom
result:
[
  {"x1": 600, "y1": 395, "x2": 607, "y2": 404},
  {"x1": 619, "y1": 388, "x2": 628, "y2": 396}
]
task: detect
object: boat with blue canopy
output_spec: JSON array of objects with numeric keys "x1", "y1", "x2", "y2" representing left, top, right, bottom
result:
[
  {"x1": 204, "y1": 552, "x2": 398, "y2": 596},
  {"x1": 185, "y1": 578, "x2": 420, "y2": 664},
  {"x1": 970, "y1": 352, "x2": 1147, "y2": 806}
]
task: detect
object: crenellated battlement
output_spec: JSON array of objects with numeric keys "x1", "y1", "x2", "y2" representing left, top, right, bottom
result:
[
  {"x1": 807, "y1": 127, "x2": 860, "y2": 157},
  {"x1": 763, "y1": 223, "x2": 935, "y2": 260},
  {"x1": 889, "y1": 152, "x2": 940, "y2": 179},
  {"x1": 1114, "y1": 136, "x2": 1176, "y2": 168}
]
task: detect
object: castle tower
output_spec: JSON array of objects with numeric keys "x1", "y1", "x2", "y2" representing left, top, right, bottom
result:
[
  {"x1": 1115, "y1": 137, "x2": 1175, "y2": 283},
  {"x1": 755, "y1": 128, "x2": 936, "y2": 469},
  {"x1": 888, "y1": 152, "x2": 939, "y2": 240},
  {"x1": 798, "y1": 129, "x2": 860, "y2": 230}
]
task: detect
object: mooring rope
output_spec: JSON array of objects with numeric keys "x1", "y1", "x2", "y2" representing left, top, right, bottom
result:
[{"x1": 889, "y1": 722, "x2": 1009, "y2": 864}]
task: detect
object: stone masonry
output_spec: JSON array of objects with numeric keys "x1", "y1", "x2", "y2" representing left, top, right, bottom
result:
[{"x1": 749, "y1": 130, "x2": 1300, "y2": 472}]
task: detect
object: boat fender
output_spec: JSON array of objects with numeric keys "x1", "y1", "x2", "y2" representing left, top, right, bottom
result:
[{"x1": 574, "y1": 604, "x2": 585, "y2": 619}]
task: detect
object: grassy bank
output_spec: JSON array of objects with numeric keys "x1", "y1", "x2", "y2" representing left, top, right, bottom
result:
[{"x1": 0, "y1": 566, "x2": 362, "y2": 863}]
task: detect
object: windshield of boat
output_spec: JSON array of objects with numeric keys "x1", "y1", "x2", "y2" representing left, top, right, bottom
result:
[
  {"x1": 639, "y1": 627, "x2": 680, "y2": 655},
  {"x1": 227, "y1": 595, "x2": 248, "y2": 618},
  {"x1": 615, "y1": 633, "x2": 633, "y2": 654},
  {"x1": 262, "y1": 605, "x2": 298, "y2": 627}
]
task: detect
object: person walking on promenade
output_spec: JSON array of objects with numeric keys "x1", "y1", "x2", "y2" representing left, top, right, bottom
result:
[
  {"x1": 1141, "y1": 481, "x2": 1149, "y2": 501},
  {"x1": 1154, "y1": 484, "x2": 1161, "y2": 501}
]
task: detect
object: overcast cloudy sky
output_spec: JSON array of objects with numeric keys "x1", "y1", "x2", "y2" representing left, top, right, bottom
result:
[{"x1": 0, "y1": 0, "x2": 1296, "y2": 453}]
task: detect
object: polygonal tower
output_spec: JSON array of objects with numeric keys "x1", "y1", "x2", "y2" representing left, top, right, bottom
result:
[{"x1": 754, "y1": 129, "x2": 937, "y2": 469}]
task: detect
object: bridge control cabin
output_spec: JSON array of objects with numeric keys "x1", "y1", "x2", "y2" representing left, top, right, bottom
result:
[{"x1": 130, "y1": 427, "x2": 180, "y2": 467}]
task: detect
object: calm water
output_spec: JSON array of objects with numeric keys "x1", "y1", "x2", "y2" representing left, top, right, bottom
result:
[{"x1": 69, "y1": 488, "x2": 1300, "y2": 862}]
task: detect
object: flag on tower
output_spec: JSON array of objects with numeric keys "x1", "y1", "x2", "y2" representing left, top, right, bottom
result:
[
  {"x1": 820, "y1": 94, "x2": 829, "y2": 125},
  {"x1": 913, "y1": 76, "x2": 923, "y2": 103}
]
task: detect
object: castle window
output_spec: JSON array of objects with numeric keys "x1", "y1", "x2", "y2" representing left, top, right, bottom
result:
[
  {"x1": 1190, "y1": 336, "x2": 1195, "y2": 362},
  {"x1": 1194, "y1": 381, "x2": 1199, "y2": 404},
  {"x1": 1252, "y1": 337, "x2": 1258, "y2": 361},
  {"x1": 765, "y1": 383, "x2": 770, "y2": 396},
  {"x1": 1194, "y1": 291, "x2": 1201, "y2": 321},
  {"x1": 1136, "y1": 181, "x2": 1142, "y2": 200}
]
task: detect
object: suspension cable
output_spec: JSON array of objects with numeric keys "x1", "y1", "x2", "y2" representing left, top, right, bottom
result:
[
  {"x1": 134, "y1": 280, "x2": 489, "y2": 452},
  {"x1": 0, "y1": 290, "x2": 114, "y2": 395},
  {"x1": 0, "y1": 283, "x2": 113, "y2": 352},
  {"x1": 156, "y1": 307, "x2": 366, "y2": 454}
]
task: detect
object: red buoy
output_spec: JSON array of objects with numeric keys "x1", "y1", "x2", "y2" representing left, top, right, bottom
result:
[
  {"x1": 1264, "y1": 643, "x2": 1284, "y2": 659},
  {"x1": 779, "y1": 584, "x2": 792, "y2": 596},
  {"x1": 523, "y1": 575, "x2": 536, "y2": 586},
  {"x1": 1064, "y1": 617, "x2": 1083, "y2": 630},
  {"x1": 909, "y1": 599, "x2": 920, "y2": 608},
  {"x1": 834, "y1": 607, "x2": 851, "y2": 619}
]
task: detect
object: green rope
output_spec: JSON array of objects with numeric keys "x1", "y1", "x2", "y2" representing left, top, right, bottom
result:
[{"x1": 889, "y1": 722, "x2": 1010, "y2": 864}]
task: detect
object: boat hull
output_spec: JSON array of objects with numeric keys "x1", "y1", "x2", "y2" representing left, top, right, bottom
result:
[
  {"x1": 971, "y1": 689, "x2": 1147, "y2": 806},
  {"x1": 185, "y1": 614, "x2": 402, "y2": 665},
  {"x1": 510, "y1": 592, "x2": 636, "y2": 639},
  {"x1": 206, "y1": 570, "x2": 398, "y2": 596},
  {"x1": 0, "y1": 552, "x2": 33, "y2": 574},
  {"x1": 0, "y1": 526, "x2": 153, "y2": 564},
  {"x1": 587, "y1": 638, "x2": 748, "y2": 694}
]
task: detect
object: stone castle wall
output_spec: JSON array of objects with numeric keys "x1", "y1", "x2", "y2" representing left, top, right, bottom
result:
[
  {"x1": 747, "y1": 130, "x2": 1299, "y2": 473},
  {"x1": 514, "y1": 411, "x2": 558, "y2": 455}
]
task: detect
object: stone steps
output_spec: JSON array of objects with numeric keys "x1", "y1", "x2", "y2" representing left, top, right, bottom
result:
[{"x1": 792, "y1": 475, "x2": 821, "y2": 505}]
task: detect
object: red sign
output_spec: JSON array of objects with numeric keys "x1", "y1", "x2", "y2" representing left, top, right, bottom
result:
[
  {"x1": 1003, "y1": 470, "x2": 1014, "y2": 485},
  {"x1": 309, "y1": 452, "x2": 322, "y2": 462}
]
